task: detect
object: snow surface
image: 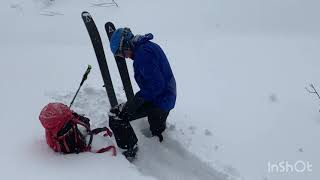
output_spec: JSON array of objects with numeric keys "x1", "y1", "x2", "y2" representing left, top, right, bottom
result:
[{"x1": 1, "y1": 0, "x2": 320, "y2": 180}]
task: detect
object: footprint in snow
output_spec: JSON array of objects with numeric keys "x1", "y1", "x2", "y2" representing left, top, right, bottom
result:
[{"x1": 132, "y1": 120, "x2": 232, "y2": 180}]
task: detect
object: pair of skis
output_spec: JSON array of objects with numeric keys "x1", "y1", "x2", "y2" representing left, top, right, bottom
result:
[
  {"x1": 82, "y1": 12, "x2": 139, "y2": 160},
  {"x1": 81, "y1": 11, "x2": 134, "y2": 108}
]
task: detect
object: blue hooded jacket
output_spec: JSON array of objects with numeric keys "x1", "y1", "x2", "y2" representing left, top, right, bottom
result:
[{"x1": 132, "y1": 34, "x2": 176, "y2": 111}]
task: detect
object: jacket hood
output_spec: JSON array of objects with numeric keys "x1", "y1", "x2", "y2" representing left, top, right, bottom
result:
[{"x1": 132, "y1": 33, "x2": 154, "y2": 49}]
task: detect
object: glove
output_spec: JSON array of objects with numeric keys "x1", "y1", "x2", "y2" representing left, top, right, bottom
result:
[
  {"x1": 109, "y1": 103, "x2": 125, "y2": 118},
  {"x1": 118, "y1": 94, "x2": 146, "y2": 121}
]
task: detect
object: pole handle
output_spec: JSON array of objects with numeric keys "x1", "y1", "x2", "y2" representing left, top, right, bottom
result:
[
  {"x1": 70, "y1": 65, "x2": 92, "y2": 108},
  {"x1": 80, "y1": 65, "x2": 92, "y2": 86}
]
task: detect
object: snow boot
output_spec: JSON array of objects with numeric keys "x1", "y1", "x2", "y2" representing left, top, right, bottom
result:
[
  {"x1": 122, "y1": 144, "x2": 138, "y2": 161},
  {"x1": 109, "y1": 113, "x2": 138, "y2": 161}
]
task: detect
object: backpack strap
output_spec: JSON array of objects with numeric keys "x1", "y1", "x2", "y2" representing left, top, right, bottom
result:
[
  {"x1": 96, "y1": 146, "x2": 116, "y2": 155},
  {"x1": 90, "y1": 127, "x2": 117, "y2": 156},
  {"x1": 56, "y1": 124, "x2": 79, "y2": 153},
  {"x1": 71, "y1": 117, "x2": 93, "y2": 151},
  {"x1": 91, "y1": 127, "x2": 113, "y2": 137},
  {"x1": 72, "y1": 117, "x2": 116, "y2": 156}
]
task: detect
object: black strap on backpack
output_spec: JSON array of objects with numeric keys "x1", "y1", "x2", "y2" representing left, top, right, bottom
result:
[{"x1": 57, "y1": 113, "x2": 116, "y2": 155}]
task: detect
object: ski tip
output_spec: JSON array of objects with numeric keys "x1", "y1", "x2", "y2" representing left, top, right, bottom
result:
[
  {"x1": 81, "y1": 11, "x2": 90, "y2": 17},
  {"x1": 106, "y1": 22, "x2": 116, "y2": 28},
  {"x1": 81, "y1": 11, "x2": 93, "y2": 23},
  {"x1": 105, "y1": 22, "x2": 116, "y2": 36},
  {"x1": 105, "y1": 22, "x2": 112, "y2": 26}
]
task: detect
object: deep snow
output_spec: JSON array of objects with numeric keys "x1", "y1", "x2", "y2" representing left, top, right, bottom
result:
[{"x1": 1, "y1": 0, "x2": 320, "y2": 180}]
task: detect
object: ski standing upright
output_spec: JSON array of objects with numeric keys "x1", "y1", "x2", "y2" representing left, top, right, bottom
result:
[
  {"x1": 81, "y1": 11, "x2": 118, "y2": 108},
  {"x1": 82, "y1": 12, "x2": 138, "y2": 161},
  {"x1": 105, "y1": 22, "x2": 134, "y2": 101}
]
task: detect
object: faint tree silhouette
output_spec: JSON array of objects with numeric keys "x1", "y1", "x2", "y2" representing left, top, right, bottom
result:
[{"x1": 306, "y1": 83, "x2": 320, "y2": 111}]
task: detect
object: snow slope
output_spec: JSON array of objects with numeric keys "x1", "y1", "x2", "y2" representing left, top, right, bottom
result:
[{"x1": 1, "y1": 0, "x2": 320, "y2": 180}]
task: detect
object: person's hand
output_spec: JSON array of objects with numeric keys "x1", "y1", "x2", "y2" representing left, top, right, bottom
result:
[
  {"x1": 118, "y1": 108, "x2": 131, "y2": 121},
  {"x1": 109, "y1": 103, "x2": 125, "y2": 117},
  {"x1": 118, "y1": 94, "x2": 146, "y2": 121}
]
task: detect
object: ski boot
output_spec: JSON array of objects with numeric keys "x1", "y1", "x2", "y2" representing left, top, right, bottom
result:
[{"x1": 122, "y1": 145, "x2": 138, "y2": 162}]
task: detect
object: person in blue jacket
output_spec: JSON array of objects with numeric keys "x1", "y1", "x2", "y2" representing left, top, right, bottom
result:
[{"x1": 109, "y1": 27, "x2": 176, "y2": 144}]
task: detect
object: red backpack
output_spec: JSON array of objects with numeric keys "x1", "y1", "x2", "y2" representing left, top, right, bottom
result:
[{"x1": 39, "y1": 102, "x2": 116, "y2": 155}]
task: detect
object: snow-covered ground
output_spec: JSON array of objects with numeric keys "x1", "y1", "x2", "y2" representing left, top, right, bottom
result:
[{"x1": 1, "y1": 0, "x2": 320, "y2": 180}]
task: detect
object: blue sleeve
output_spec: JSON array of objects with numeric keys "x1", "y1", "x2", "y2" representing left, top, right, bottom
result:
[{"x1": 136, "y1": 51, "x2": 165, "y2": 101}]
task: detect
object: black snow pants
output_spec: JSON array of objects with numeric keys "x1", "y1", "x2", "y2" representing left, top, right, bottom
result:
[{"x1": 109, "y1": 102, "x2": 169, "y2": 150}]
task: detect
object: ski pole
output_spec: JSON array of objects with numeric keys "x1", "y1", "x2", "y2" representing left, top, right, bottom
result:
[{"x1": 69, "y1": 65, "x2": 92, "y2": 108}]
